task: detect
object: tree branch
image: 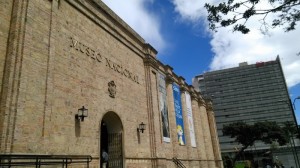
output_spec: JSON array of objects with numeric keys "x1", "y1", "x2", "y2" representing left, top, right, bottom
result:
[{"x1": 205, "y1": 0, "x2": 300, "y2": 33}]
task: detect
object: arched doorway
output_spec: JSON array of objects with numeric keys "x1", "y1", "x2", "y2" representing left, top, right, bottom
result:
[{"x1": 100, "y1": 112, "x2": 123, "y2": 168}]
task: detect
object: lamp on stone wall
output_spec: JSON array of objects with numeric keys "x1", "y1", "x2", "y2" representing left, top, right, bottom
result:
[
  {"x1": 75, "y1": 106, "x2": 88, "y2": 122},
  {"x1": 137, "y1": 122, "x2": 146, "y2": 133}
]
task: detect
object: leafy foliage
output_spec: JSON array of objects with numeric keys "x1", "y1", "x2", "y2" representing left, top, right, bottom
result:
[
  {"x1": 222, "y1": 121, "x2": 288, "y2": 163},
  {"x1": 282, "y1": 121, "x2": 299, "y2": 138},
  {"x1": 205, "y1": 0, "x2": 300, "y2": 34}
]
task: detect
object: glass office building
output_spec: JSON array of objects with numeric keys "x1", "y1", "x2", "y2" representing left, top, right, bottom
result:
[{"x1": 193, "y1": 57, "x2": 299, "y2": 167}]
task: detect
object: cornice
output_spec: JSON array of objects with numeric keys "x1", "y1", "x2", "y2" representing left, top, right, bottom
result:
[
  {"x1": 143, "y1": 54, "x2": 158, "y2": 70},
  {"x1": 190, "y1": 92, "x2": 199, "y2": 101},
  {"x1": 178, "y1": 76, "x2": 188, "y2": 92},
  {"x1": 205, "y1": 99, "x2": 213, "y2": 111},
  {"x1": 189, "y1": 86, "x2": 199, "y2": 101},
  {"x1": 164, "y1": 65, "x2": 173, "y2": 74},
  {"x1": 165, "y1": 74, "x2": 175, "y2": 84},
  {"x1": 180, "y1": 85, "x2": 187, "y2": 92},
  {"x1": 143, "y1": 43, "x2": 157, "y2": 57},
  {"x1": 164, "y1": 65, "x2": 175, "y2": 84},
  {"x1": 66, "y1": 0, "x2": 146, "y2": 58}
]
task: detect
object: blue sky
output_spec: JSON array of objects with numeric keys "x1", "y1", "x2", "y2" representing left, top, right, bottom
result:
[{"x1": 101, "y1": 0, "x2": 300, "y2": 122}]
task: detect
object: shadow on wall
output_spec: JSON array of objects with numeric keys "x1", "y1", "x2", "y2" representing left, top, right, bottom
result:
[{"x1": 75, "y1": 120, "x2": 81, "y2": 137}]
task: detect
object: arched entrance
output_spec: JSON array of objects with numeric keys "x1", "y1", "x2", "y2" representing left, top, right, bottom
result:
[{"x1": 100, "y1": 112, "x2": 123, "y2": 168}]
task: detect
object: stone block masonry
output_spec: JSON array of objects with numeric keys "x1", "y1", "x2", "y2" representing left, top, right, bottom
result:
[{"x1": 0, "y1": 0, "x2": 223, "y2": 167}]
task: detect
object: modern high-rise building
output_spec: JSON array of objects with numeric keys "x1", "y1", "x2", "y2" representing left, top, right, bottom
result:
[{"x1": 193, "y1": 57, "x2": 299, "y2": 167}]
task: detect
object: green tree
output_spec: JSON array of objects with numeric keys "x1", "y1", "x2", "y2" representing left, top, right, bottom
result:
[
  {"x1": 222, "y1": 121, "x2": 288, "y2": 164},
  {"x1": 205, "y1": 0, "x2": 300, "y2": 34},
  {"x1": 282, "y1": 121, "x2": 298, "y2": 138},
  {"x1": 282, "y1": 121, "x2": 300, "y2": 167}
]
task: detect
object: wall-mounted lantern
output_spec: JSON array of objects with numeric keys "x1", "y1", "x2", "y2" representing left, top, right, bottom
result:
[
  {"x1": 137, "y1": 122, "x2": 146, "y2": 133},
  {"x1": 75, "y1": 106, "x2": 88, "y2": 122}
]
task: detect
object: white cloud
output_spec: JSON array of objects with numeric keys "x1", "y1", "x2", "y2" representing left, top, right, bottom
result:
[
  {"x1": 172, "y1": 0, "x2": 207, "y2": 21},
  {"x1": 171, "y1": 0, "x2": 300, "y2": 88},
  {"x1": 101, "y1": 0, "x2": 300, "y2": 88},
  {"x1": 102, "y1": 0, "x2": 165, "y2": 52}
]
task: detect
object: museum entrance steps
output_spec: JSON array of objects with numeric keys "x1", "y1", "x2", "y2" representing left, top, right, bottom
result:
[
  {"x1": 172, "y1": 157, "x2": 186, "y2": 168},
  {"x1": 0, "y1": 154, "x2": 92, "y2": 167}
]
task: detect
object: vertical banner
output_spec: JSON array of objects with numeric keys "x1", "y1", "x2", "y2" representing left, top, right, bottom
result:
[
  {"x1": 185, "y1": 91, "x2": 197, "y2": 147},
  {"x1": 172, "y1": 83, "x2": 186, "y2": 145},
  {"x1": 158, "y1": 73, "x2": 170, "y2": 142}
]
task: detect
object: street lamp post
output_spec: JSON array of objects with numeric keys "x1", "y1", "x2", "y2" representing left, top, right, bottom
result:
[
  {"x1": 293, "y1": 96, "x2": 300, "y2": 110},
  {"x1": 289, "y1": 97, "x2": 300, "y2": 139},
  {"x1": 279, "y1": 98, "x2": 300, "y2": 168},
  {"x1": 288, "y1": 98, "x2": 300, "y2": 168}
]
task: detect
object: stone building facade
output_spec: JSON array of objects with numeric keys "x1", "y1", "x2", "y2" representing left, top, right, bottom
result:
[{"x1": 0, "y1": 0, "x2": 222, "y2": 167}]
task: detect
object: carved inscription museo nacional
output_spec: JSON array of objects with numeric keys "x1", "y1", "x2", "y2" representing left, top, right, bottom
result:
[{"x1": 69, "y1": 37, "x2": 140, "y2": 84}]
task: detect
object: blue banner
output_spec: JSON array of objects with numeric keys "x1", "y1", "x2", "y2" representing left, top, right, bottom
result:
[{"x1": 172, "y1": 83, "x2": 185, "y2": 145}]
